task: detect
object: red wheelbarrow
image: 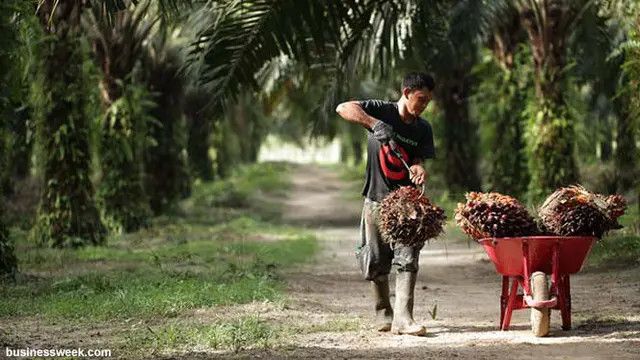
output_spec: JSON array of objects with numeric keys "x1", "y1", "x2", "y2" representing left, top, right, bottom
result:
[{"x1": 478, "y1": 236, "x2": 597, "y2": 336}]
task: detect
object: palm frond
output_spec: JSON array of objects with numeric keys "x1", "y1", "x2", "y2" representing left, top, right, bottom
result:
[
  {"x1": 85, "y1": 0, "x2": 157, "y2": 103},
  {"x1": 188, "y1": 0, "x2": 357, "y2": 105},
  {"x1": 102, "y1": 0, "x2": 193, "y2": 16},
  {"x1": 338, "y1": 0, "x2": 415, "y2": 78}
]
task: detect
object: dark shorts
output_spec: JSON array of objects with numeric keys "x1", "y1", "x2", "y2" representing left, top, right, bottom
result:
[{"x1": 356, "y1": 198, "x2": 422, "y2": 280}]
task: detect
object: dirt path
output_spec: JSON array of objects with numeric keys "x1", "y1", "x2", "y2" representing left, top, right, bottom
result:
[{"x1": 239, "y1": 164, "x2": 640, "y2": 359}]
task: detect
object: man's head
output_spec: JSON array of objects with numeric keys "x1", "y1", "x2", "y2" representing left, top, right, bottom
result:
[{"x1": 401, "y1": 72, "x2": 435, "y2": 116}]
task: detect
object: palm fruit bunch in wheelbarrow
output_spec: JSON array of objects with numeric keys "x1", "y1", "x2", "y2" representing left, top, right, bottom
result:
[
  {"x1": 378, "y1": 186, "x2": 447, "y2": 246},
  {"x1": 454, "y1": 192, "x2": 539, "y2": 240},
  {"x1": 538, "y1": 185, "x2": 626, "y2": 238}
]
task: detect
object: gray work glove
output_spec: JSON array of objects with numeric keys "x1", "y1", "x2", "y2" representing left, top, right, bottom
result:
[{"x1": 372, "y1": 120, "x2": 394, "y2": 143}]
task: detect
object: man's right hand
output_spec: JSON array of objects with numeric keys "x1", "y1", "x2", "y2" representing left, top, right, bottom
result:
[{"x1": 372, "y1": 120, "x2": 394, "y2": 143}]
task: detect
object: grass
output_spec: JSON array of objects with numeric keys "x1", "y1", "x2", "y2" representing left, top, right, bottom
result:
[
  {"x1": 0, "y1": 162, "x2": 318, "y2": 357},
  {"x1": 588, "y1": 204, "x2": 640, "y2": 268},
  {"x1": 123, "y1": 315, "x2": 279, "y2": 355},
  {"x1": 193, "y1": 162, "x2": 290, "y2": 202},
  {"x1": 120, "y1": 314, "x2": 363, "y2": 357},
  {"x1": 589, "y1": 234, "x2": 640, "y2": 267},
  {"x1": 289, "y1": 317, "x2": 362, "y2": 334},
  {"x1": 326, "y1": 163, "x2": 366, "y2": 202},
  {"x1": 1, "y1": 231, "x2": 316, "y2": 320}
]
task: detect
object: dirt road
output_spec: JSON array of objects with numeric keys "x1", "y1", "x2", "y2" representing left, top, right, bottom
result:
[{"x1": 241, "y1": 164, "x2": 640, "y2": 359}]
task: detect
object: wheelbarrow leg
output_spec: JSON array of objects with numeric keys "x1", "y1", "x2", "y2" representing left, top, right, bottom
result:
[
  {"x1": 560, "y1": 275, "x2": 572, "y2": 330},
  {"x1": 500, "y1": 276, "x2": 509, "y2": 329},
  {"x1": 501, "y1": 277, "x2": 519, "y2": 331}
]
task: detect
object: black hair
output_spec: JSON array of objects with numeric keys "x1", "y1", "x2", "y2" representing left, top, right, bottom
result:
[{"x1": 402, "y1": 72, "x2": 435, "y2": 92}]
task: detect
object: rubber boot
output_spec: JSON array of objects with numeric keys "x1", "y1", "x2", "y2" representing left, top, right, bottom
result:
[
  {"x1": 391, "y1": 271, "x2": 426, "y2": 336},
  {"x1": 372, "y1": 274, "x2": 393, "y2": 331}
]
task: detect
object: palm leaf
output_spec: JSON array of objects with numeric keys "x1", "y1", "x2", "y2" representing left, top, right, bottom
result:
[{"x1": 188, "y1": 0, "x2": 358, "y2": 105}]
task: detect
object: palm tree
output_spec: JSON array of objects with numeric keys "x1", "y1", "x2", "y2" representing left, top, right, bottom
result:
[
  {"x1": 513, "y1": 0, "x2": 591, "y2": 200},
  {"x1": 406, "y1": 1, "x2": 487, "y2": 192},
  {"x1": 1, "y1": 0, "x2": 34, "y2": 193},
  {"x1": 32, "y1": 0, "x2": 106, "y2": 247},
  {"x1": 25, "y1": 0, "x2": 192, "y2": 244},
  {"x1": 85, "y1": 1, "x2": 155, "y2": 232},
  {"x1": 0, "y1": 119, "x2": 16, "y2": 278},
  {"x1": 211, "y1": 88, "x2": 271, "y2": 178},
  {"x1": 189, "y1": 0, "x2": 362, "y2": 105},
  {"x1": 184, "y1": 85, "x2": 216, "y2": 181},
  {"x1": 0, "y1": 1, "x2": 18, "y2": 195},
  {"x1": 0, "y1": 0, "x2": 21, "y2": 276},
  {"x1": 142, "y1": 33, "x2": 191, "y2": 213},
  {"x1": 607, "y1": 1, "x2": 639, "y2": 194},
  {"x1": 474, "y1": 4, "x2": 530, "y2": 197},
  {"x1": 615, "y1": 1, "x2": 640, "y2": 216}
]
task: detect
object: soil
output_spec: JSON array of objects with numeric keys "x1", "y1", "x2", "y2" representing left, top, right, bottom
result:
[
  {"x1": 228, "y1": 164, "x2": 640, "y2": 359},
  {"x1": 2, "y1": 164, "x2": 638, "y2": 359}
]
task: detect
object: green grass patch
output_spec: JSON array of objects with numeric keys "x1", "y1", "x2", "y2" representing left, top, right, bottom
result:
[
  {"x1": 1, "y1": 162, "x2": 316, "y2": 323},
  {"x1": 123, "y1": 315, "x2": 278, "y2": 355},
  {"x1": 122, "y1": 315, "x2": 361, "y2": 357},
  {"x1": 617, "y1": 204, "x2": 639, "y2": 230},
  {"x1": 332, "y1": 163, "x2": 366, "y2": 183},
  {"x1": 2, "y1": 231, "x2": 315, "y2": 321},
  {"x1": 588, "y1": 203, "x2": 640, "y2": 268},
  {"x1": 588, "y1": 234, "x2": 640, "y2": 268},
  {"x1": 326, "y1": 163, "x2": 366, "y2": 201},
  {"x1": 190, "y1": 162, "x2": 290, "y2": 209},
  {"x1": 288, "y1": 317, "x2": 362, "y2": 334}
]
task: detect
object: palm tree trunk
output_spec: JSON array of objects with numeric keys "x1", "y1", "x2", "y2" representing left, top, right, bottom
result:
[
  {"x1": 613, "y1": 97, "x2": 637, "y2": 192},
  {"x1": 436, "y1": 70, "x2": 482, "y2": 192},
  {"x1": 0, "y1": 0, "x2": 19, "y2": 277},
  {"x1": 339, "y1": 138, "x2": 350, "y2": 164},
  {"x1": 85, "y1": 5, "x2": 154, "y2": 232},
  {"x1": 96, "y1": 80, "x2": 152, "y2": 232},
  {"x1": 142, "y1": 44, "x2": 190, "y2": 214},
  {"x1": 351, "y1": 137, "x2": 364, "y2": 166},
  {"x1": 185, "y1": 90, "x2": 215, "y2": 181},
  {"x1": 0, "y1": 204, "x2": 16, "y2": 280},
  {"x1": 623, "y1": 12, "x2": 640, "y2": 221},
  {"x1": 0, "y1": 117, "x2": 16, "y2": 279},
  {"x1": 486, "y1": 19, "x2": 529, "y2": 198},
  {"x1": 33, "y1": 0, "x2": 106, "y2": 247},
  {"x1": 520, "y1": 1, "x2": 579, "y2": 201},
  {"x1": 186, "y1": 117, "x2": 215, "y2": 181},
  {"x1": 213, "y1": 120, "x2": 233, "y2": 179}
]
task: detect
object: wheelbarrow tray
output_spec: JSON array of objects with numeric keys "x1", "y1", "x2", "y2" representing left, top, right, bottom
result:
[
  {"x1": 478, "y1": 236, "x2": 597, "y2": 276},
  {"x1": 477, "y1": 235, "x2": 597, "y2": 334}
]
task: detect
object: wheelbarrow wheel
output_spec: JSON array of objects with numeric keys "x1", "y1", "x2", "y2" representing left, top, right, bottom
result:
[{"x1": 530, "y1": 271, "x2": 550, "y2": 337}]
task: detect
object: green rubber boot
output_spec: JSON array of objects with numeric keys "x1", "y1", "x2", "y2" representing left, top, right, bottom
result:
[
  {"x1": 391, "y1": 271, "x2": 426, "y2": 336},
  {"x1": 372, "y1": 274, "x2": 393, "y2": 331}
]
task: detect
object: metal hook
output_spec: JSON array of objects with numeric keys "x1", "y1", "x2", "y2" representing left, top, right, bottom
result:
[{"x1": 389, "y1": 144, "x2": 426, "y2": 196}]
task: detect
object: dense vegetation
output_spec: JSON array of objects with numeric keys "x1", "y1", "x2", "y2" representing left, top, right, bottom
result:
[{"x1": 0, "y1": 0, "x2": 638, "y2": 279}]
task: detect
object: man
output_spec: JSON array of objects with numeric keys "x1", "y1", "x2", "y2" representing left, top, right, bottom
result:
[{"x1": 335, "y1": 72, "x2": 436, "y2": 336}]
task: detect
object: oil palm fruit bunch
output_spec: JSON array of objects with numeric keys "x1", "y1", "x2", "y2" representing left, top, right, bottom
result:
[
  {"x1": 538, "y1": 185, "x2": 626, "y2": 238},
  {"x1": 455, "y1": 192, "x2": 538, "y2": 240},
  {"x1": 378, "y1": 186, "x2": 446, "y2": 246},
  {"x1": 605, "y1": 194, "x2": 627, "y2": 219}
]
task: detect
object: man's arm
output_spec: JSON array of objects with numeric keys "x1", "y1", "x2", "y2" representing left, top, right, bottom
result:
[
  {"x1": 335, "y1": 101, "x2": 378, "y2": 130},
  {"x1": 336, "y1": 101, "x2": 394, "y2": 143}
]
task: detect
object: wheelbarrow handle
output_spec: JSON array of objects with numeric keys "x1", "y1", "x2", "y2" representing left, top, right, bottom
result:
[{"x1": 524, "y1": 295, "x2": 558, "y2": 308}]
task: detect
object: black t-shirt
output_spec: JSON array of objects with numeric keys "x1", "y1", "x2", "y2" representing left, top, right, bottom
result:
[{"x1": 360, "y1": 99, "x2": 435, "y2": 201}]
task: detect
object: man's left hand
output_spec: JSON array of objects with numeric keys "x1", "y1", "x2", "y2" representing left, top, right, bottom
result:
[{"x1": 409, "y1": 164, "x2": 427, "y2": 186}]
